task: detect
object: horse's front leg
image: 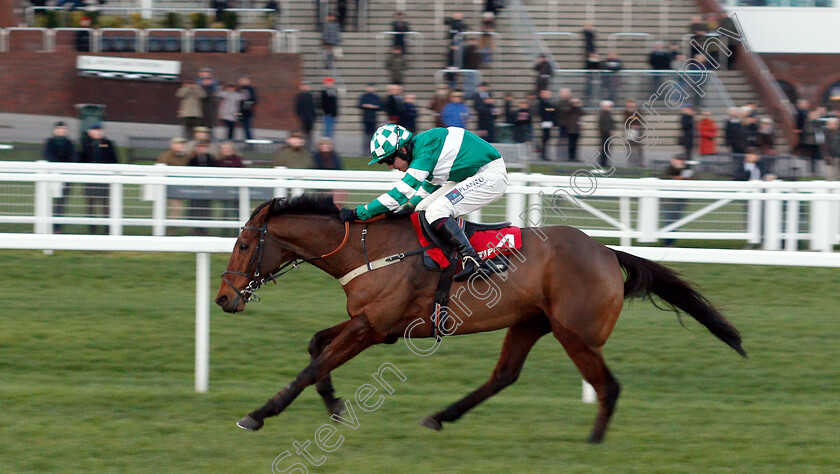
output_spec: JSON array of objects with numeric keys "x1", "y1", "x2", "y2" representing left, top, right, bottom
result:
[
  {"x1": 308, "y1": 320, "x2": 353, "y2": 418},
  {"x1": 238, "y1": 316, "x2": 386, "y2": 431}
]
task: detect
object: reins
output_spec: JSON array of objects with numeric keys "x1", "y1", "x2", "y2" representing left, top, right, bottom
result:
[{"x1": 222, "y1": 220, "x2": 350, "y2": 306}]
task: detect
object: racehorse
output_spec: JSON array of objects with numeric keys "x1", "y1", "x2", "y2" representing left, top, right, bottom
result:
[{"x1": 215, "y1": 194, "x2": 746, "y2": 443}]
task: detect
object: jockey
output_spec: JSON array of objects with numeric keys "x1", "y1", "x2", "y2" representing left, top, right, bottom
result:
[{"x1": 339, "y1": 124, "x2": 509, "y2": 282}]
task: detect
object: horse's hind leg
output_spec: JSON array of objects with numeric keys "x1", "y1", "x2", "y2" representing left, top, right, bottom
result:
[
  {"x1": 421, "y1": 317, "x2": 551, "y2": 430},
  {"x1": 308, "y1": 320, "x2": 352, "y2": 417},
  {"x1": 551, "y1": 322, "x2": 621, "y2": 444}
]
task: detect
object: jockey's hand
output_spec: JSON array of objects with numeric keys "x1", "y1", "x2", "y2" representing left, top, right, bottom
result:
[
  {"x1": 390, "y1": 205, "x2": 414, "y2": 217},
  {"x1": 338, "y1": 208, "x2": 358, "y2": 223}
]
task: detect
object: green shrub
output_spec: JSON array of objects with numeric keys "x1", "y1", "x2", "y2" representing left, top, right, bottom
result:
[
  {"x1": 189, "y1": 12, "x2": 209, "y2": 29},
  {"x1": 222, "y1": 11, "x2": 238, "y2": 30},
  {"x1": 160, "y1": 12, "x2": 182, "y2": 29},
  {"x1": 97, "y1": 15, "x2": 125, "y2": 29}
]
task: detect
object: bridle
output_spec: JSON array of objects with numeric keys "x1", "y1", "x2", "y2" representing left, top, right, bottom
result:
[{"x1": 221, "y1": 219, "x2": 350, "y2": 307}]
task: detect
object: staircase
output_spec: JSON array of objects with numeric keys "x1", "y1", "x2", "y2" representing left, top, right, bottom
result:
[{"x1": 99, "y1": 0, "x2": 775, "y2": 155}]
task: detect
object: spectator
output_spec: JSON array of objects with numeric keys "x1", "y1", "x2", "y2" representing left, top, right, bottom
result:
[
  {"x1": 513, "y1": 99, "x2": 533, "y2": 144},
  {"x1": 197, "y1": 67, "x2": 219, "y2": 132},
  {"x1": 155, "y1": 137, "x2": 189, "y2": 234},
  {"x1": 484, "y1": 0, "x2": 502, "y2": 15},
  {"x1": 698, "y1": 110, "x2": 718, "y2": 156},
  {"x1": 265, "y1": 0, "x2": 280, "y2": 28},
  {"x1": 320, "y1": 77, "x2": 339, "y2": 139},
  {"x1": 533, "y1": 54, "x2": 553, "y2": 92},
  {"x1": 336, "y1": 0, "x2": 348, "y2": 30},
  {"x1": 479, "y1": 12, "x2": 496, "y2": 64},
  {"x1": 237, "y1": 76, "x2": 258, "y2": 141},
  {"x1": 679, "y1": 104, "x2": 696, "y2": 160},
  {"x1": 75, "y1": 17, "x2": 92, "y2": 52},
  {"x1": 756, "y1": 117, "x2": 776, "y2": 156},
  {"x1": 724, "y1": 107, "x2": 742, "y2": 154},
  {"x1": 441, "y1": 91, "x2": 470, "y2": 128},
  {"x1": 582, "y1": 23, "x2": 597, "y2": 62},
  {"x1": 598, "y1": 100, "x2": 615, "y2": 166},
  {"x1": 44, "y1": 121, "x2": 76, "y2": 231},
  {"x1": 537, "y1": 89, "x2": 556, "y2": 161},
  {"x1": 735, "y1": 147, "x2": 773, "y2": 181},
  {"x1": 78, "y1": 124, "x2": 118, "y2": 234},
  {"x1": 187, "y1": 140, "x2": 217, "y2": 235},
  {"x1": 176, "y1": 80, "x2": 206, "y2": 139},
  {"x1": 312, "y1": 137, "x2": 343, "y2": 170},
  {"x1": 429, "y1": 87, "x2": 450, "y2": 128},
  {"x1": 217, "y1": 141, "x2": 244, "y2": 168},
  {"x1": 461, "y1": 37, "x2": 482, "y2": 95},
  {"x1": 156, "y1": 137, "x2": 190, "y2": 167},
  {"x1": 444, "y1": 12, "x2": 467, "y2": 67},
  {"x1": 794, "y1": 98, "x2": 810, "y2": 155},
  {"x1": 215, "y1": 83, "x2": 245, "y2": 140},
  {"x1": 322, "y1": 13, "x2": 342, "y2": 69},
  {"x1": 273, "y1": 131, "x2": 313, "y2": 168},
  {"x1": 472, "y1": 82, "x2": 492, "y2": 111},
  {"x1": 689, "y1": 15, "x2": 705, "y2": 35},
  {"x1": 585, "y1": 52, "x2": 601, "y2": 107},
  {"x1": 566, "y1": 97, "x2": 584, "y2": 161},
  {"x1": 624, "y1": 99, "x2": 645, "y2": 167},
  {"x1": 295, "y1": 82, "x2": 317, "y2": 150},
  {"x1": 661, "y1": 155, "x2": 693, "y2": 247},
  {"x1": 475, "y1": 94, "x2": 497, "y2": 143},
  {"x1": 358, "y1": 83, "x2": 383, "y2": 153},
  {"x1": 648, "y1": 42, "x2": 672, "y2": 93},
  {"x1": 602, "y1": 51, "x2": 623, "y2": 102},
  {"x1": 801, "y1": 109, "x2": 824, "y2": 174},
  {"x1": 384, "y1": 83, "x2": 405, "y2": 124},
  {"x1": 385, "y1": 46, "x2": 408, "y2": 85},
  {"x1": 401, "y1": 94, "x2": 419, "y2": 133},
  {"x1": 822, "y1": 117, "x2": 840, "y2": 180},
  {"x1": 555, "y1": 88, "x2": 573, "y2": 160},
  {"x1": 391, "y1": 11, "x2": 410, "y2": 53},
  {"x1": 211, "y1": 0, "x2": 227, "y2": 22},
  {"x1": 185, "y1": 126, "x2": 215, "y2": 157},
  {"x1": 718, "y1": 12, "x2": 739, "y2": 69}
]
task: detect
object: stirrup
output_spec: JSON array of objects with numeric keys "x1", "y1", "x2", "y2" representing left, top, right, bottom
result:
[{"x1": 454, "y1": 256, "x2": 492, "y2": 282}]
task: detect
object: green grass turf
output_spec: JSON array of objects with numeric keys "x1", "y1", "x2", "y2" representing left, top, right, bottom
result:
[{"x1": 0, "y1": 250, "x2": 838, "y2": 472}]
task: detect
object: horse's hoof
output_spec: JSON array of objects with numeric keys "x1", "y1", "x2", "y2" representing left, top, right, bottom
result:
[
  {"x1": 236, "y1": 415, "x2": 264, "y2": 431},
  {"x1": 328, "y1": 399, "x2": 345, "y2": 418},
  {"x1": 420, "y1": 417, "x2": 442, "y2": 431}
]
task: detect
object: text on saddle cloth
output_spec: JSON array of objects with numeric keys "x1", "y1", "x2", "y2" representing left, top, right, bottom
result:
[{"x1": 409, "y1": 213, "x2": 523, "y2": 269}]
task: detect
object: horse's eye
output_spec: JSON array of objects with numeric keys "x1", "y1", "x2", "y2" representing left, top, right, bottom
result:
[{"x1": 239, "y1": 243, "x2": 249, "y2": 251}]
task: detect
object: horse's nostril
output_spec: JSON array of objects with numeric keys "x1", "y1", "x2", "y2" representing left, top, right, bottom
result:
[{"x1": 216, "y1": 295, "x2": 228, "y2": 306}]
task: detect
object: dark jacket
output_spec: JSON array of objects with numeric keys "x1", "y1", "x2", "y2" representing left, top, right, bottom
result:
[
  {"x1": 513, "y1": 106, "x2": 532, "y2": 143},
  {"x1": 566, "y1": 104, "x2": 584, "y2": 135},
  {"x1": 78, "y1": 137, "x2": 118, "y2": 164},
  {"x1": 384, "y1": 94, "x2": 405, "y2": 120},
  {"x1": 295, "y1": 91, "x2": 317, "y2": 128},
  {"x1": 312, "y1": 151, "x2": 343, "y2": 170},
  {"x1": 598, "y1": 110, "x2": 614, "y2": 138},
  {"x1": 476, "y1": 100, "x2": 496, "y2": 139},
  {"x1": 238, "y1": 85, "x2": 257, "y2": 119},
  {"x1": 44, "y1": 136, "x2": 76, "y2": 162},
  {"x1": 649, "y1": 50, "x2": 672, "y2": 70},
  {"x1": 680, "y1": 113, "x2": 695, "y2": 149},
  {"x1": 188, "y1": 152, "x2": 218, "y2": 167},
  {"x1": 582, "y1": 28, "x2": 596, "y2": 54},
  {"x1": 463, "y1": 44, "x2": 482, "y2": 69},
  {"x1": 320, "y1": 88, "x2": 339, "y2": 117},
  {"x1": 724, "y1": 119, "x2": 740, "y2": 151},
  {"x1": 357, "y1": 92, "x2": 383, "y2": 125},
  {"x1": 538, "y1": 97, "x2": 556, "y2": 124},
  {"x1": 400, "y1": 102, "x2": 419, "y2": 133}
]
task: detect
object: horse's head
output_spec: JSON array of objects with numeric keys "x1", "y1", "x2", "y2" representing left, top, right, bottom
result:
[{"x1": 215, "y1": 200, "x2": 297, "y2": 313}]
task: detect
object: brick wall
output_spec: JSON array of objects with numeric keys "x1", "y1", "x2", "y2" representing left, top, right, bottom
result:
[
  {"x1": 761, "y1": 54, "x2": 840, "y2": 106},
  {"x1": 0, "y1": 52, "x2": 302, "y2": 129},
  {"x1": 0, "y1": 0, "x2": 17, "y2": 28}
]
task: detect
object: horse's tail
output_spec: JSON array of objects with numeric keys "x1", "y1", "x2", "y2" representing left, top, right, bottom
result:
[{"x1": 612, "y1": 249, "x2": 747, "y2": 357}]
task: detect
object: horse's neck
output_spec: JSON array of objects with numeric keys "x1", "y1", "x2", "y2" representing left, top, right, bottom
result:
[{"x1": 273, "y1": 216, "x2": 416, "y2": 279}]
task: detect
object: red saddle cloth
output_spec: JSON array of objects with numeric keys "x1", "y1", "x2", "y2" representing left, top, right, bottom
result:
[{"x1": 409, "y1": 213, "x2": 523, "y2": 269}]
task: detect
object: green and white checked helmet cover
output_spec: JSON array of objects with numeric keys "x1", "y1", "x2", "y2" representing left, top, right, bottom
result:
[{"x1": 368, "y1": 124, "x2": 413, "y2": 165}]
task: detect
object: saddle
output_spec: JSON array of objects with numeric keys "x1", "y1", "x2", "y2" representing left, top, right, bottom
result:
[
  {"x1": 409, "y1": 212, "x2": 522, "y2": 273},
  {"x1": 409, "y1": 212, "x2": 524, "y2": 341}
]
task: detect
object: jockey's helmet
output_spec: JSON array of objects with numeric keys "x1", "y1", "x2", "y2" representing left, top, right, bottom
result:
[{"x1": 368, "y1": 124, "x2": 413, "y2": 165}]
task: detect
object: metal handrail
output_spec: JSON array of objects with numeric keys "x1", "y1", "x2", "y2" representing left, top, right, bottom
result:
[
  {"x1": 0, "y1": 27, "x2": 49, "y2": 52},
  {"x1": 507, "y1": 0, "x2": 557, "y2": 70},
  {"x1": 233, "y1": 29, "x2": 279, "y2": 54},
  {"x1": 141, "y1": 28, "x2": 189, "y2": 54},
  {"x1": 280, "y1": 29, "x2": 299, "y2": 53},
  {"x1": 46, "y1": 27, "x2": 93, "y2": 52},
  {"x1": 621, "y1": 0, "x2": 669, "y2": 36},
  {"x1": 607, "y1": 32, "x2": 655, "y2": 53},
  {"x1": 95, "y1": 27, "x2": 142, "y2": 53}
]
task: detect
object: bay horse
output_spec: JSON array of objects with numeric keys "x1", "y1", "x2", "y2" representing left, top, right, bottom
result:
[{"x1": 215, "y1": 194, "x2": 746, "y2": 443}]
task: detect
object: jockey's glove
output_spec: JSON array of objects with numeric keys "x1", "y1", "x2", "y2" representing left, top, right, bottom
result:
[{"x1": 338, "y1": 208, "x2": 358, "y2": 223}]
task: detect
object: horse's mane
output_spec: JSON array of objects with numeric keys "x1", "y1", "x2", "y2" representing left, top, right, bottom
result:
[{"x1": 250, "y1": 194, "x2": 340, "y2": 221}]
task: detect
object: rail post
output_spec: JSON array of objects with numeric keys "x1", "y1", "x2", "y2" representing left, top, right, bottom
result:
[{"x1": 195, "y1": 252, "x2": 210, "y2": 393}]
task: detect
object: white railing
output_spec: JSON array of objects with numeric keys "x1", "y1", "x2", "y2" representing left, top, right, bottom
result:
[{"x1": 1, "y1": 162, "x2": 839, "y2": 251}]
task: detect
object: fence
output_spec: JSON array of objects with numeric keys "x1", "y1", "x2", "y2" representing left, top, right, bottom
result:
[{"x1": 1, "y1": 162, "x2": 838, "y2": 251}]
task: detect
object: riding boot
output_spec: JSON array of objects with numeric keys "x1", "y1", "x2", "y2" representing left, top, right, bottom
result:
[{"x1": 432, "y1": 217, "x2": 497, "y2": 282}]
